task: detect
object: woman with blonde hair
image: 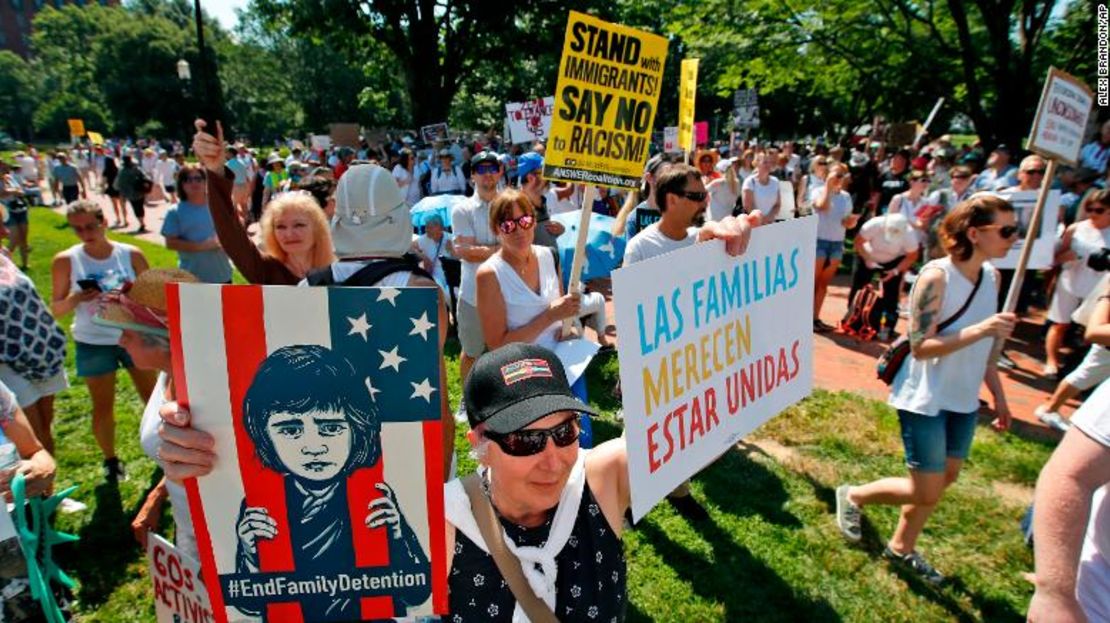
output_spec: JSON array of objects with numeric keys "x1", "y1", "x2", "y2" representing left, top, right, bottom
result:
[
  {"x1": 835, "y1": 194, "x2": 1018, "y2": 585},
  {"x1": 192, "y1": 121, "x2": 336, "y2": 285}
]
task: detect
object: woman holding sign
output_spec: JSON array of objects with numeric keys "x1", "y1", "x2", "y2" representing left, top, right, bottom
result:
[{"x1": 835, "y1": 194, "x2": 1017, "y2": 585}]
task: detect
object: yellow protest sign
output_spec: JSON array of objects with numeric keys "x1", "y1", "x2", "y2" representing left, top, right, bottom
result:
[
  {"x1": 87, "y1": 131, "x2": 104, "y2": 145},
  {"x1": 67, "y1": 118, "x2": 85, "y2": 137},
  {"x1": 678, "y1": 59, "x2": 698, "y2": 154},
  {"x1": 544, "y1": 11, "x2": 668, "y2": 189}
]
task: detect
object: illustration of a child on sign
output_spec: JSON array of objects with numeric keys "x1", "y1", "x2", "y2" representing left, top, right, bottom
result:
[{"x1": 231, "y1": 345, "x2": 430, "y2": 620}]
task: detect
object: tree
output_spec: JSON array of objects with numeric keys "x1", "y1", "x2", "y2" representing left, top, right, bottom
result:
[
  {"x1": 0, "y1": 51, "x2": 39, "y2": 141},
  {"x1": 251, "y1": 0, "x2": 539, "y2": 127}
]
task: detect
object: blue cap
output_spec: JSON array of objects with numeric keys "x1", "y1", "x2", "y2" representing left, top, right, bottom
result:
[{"x1": 517, "y1": 152, "x2": 544, "y2": 178}]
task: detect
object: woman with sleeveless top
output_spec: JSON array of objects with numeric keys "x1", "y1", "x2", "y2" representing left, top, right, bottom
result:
[
  {"x1": 446, "y1": 343, "x2": 627, "y2": 622},
  {"x1": 50, "y1": 200, "x2": 155, "y2": 481},
  {"x1": 835, "y1": 194, "x2": 1018, "y2": 585},
  {"x1": 476, "y1": 188, "x2": 608, "y2": 355}
]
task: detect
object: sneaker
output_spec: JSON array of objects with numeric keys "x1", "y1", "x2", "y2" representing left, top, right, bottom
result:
[
  {"x1": 882, "y1": 547, "x2": 946, "y2": 586},
  {"x1": 1042, "y1": 364, "x2": 1059, "y2": 381},
  {"x1": 813, "y1": 319, "x2": 834, "y2": 333},
  {"x1": 835, "y1": 485, "x2": 862, "y2": 542},
  {"x1": 103, "y1": 457, "x2": 128, "y2": 482},
  {"x1": 1035, "y1": 405, "x2": 1071, "y2": 432},
  {"x1": 666, "y1": 493, "x2": 710, "y2": 522}
]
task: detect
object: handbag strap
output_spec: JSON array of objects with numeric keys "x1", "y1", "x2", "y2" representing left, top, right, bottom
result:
[
  {"x1": 936, "y1": 266, "x2": 984, "y2": 333},
  {"x1": 461, "y1": 474, "x2": 559, "y2": 623}
]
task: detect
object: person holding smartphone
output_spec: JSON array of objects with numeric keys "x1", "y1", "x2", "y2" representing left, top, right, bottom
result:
[{"x1": 50, "y1": 201, "x2": 155, "y2": 481}]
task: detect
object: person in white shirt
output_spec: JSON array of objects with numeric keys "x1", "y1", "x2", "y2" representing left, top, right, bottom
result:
[
  {"x1": 410, "y1": 214, "x2": 453, "y2": 297},
  {"x1": 1028, "y1": 287, "x2": 1110, "y2": 622},
  {"x1": 155, "y1": 152, "x2": 180, "y2": 199},
  {"x1": 741, "y1": 152, "x2": 781, "y2": 222},
  {"x1": 392, "y1": 148, "x2": 423, "y2": 207},
  {"x1": 429, "y1": 149, "x2": 467, "y2": 196},
  {"x1": 812, "y1": 163, "x2": 860, "y2": 331},
  {"x1": 888, "y1": 170, "x2": 935, "y2": 244},
  {"x1": 836, "y1": 194, "x2": 1017, "y2": 586},
  {"x1": 845, "y1": 213, "x2": 921, "y2": 337}
]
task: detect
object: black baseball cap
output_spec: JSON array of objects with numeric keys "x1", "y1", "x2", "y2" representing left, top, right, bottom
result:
[
  {"x1": 470, "y1": 150, "x2": 498, "y2": 166},
  {"x1": 464, "y1": 343, "x2": 597, "y2": 434}
]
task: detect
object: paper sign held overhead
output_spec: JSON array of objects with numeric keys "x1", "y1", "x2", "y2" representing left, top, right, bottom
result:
[
  {"x1": 544, "y1": 11, "x2": 669, "y2": 189},
  {"x1": 663, "y1": 126, "x2": 679, "y2": 153},
  {"x1": 505, "y1": 97, "x2": 556, "y2": 144},
  {"x1": 678, "y1": 59, "x2": 699, "y2": 153},
  {"x1": 1027, "y1": 68, "x2": 1093, "y2": 166}
]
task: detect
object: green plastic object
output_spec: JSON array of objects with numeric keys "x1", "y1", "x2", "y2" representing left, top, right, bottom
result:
[{"x1": 9, "y1": 474, "x2": 78, "y2": 623}]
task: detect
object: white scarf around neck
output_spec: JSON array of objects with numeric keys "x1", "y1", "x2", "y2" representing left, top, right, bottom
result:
[{"x1": 445, "y1": 450, "x2": 586, "y2": 623}]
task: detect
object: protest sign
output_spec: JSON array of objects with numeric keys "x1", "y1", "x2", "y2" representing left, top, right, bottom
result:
[
  {"x1": 732, "y1": 88, "x2": 759, "y2": 129},
  {"x1": 148, "y1": 533, "x2": 213, "y2": 623},
  {"x1": 505, "y1": 97, "x2": 555, "y2": 144},
  {"x1": 992, "y1": 189, "x2": 1061, "y2": 270},
  {"x1": 168, "y1": 284, "x2": 447, "y2": 622},
  {"x1": 613, "y1": 217, "x2": 818, "y2": 520},
  {"x1": 66, "y1": 119, "x2": 85, "y2": 137},
  {"x1": 328, "y1": 123, "x2": 360, "y2": 148},
  {"x1": 310, "y1": 135, "x2": 331, "y2": 151},
  {"x1": 1027, "y1": 68, "x2": 1094, "y2": 166},
  {"x1": 694, "y1": 121, "x2": 709, "y2": 147},
  {"x1": 886, "y1": 123, "x2": 916, "y2": 148},
  {"x1": 677, "y1": 59, "x2": 698, "y2": 154},
  {"x1": 86, "y1": 131, "x2": 104, "y2": 145},
  {"x1": 663, "y1": 126, "x2": 679, "y2": 153},
  {"x1": 420, "y1": 123, "x2": 450, "y2": 144},
  {"x1": 543, "y1": 11, "x2": 669, "y2": 189}
]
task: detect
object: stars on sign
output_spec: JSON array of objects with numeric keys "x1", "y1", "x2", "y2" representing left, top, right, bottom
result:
[
  {"x1": 347, "y1": 313, "x2": 371, "y2": 341},
  {"x1": 379, "y1": 346, "x2": 407, "y2": 372},
  {"x1": 409, "y1": 312, "x2": 435, "y2": 340},
  {"x1": 410, "y1": 378, "x2": 436, "y2": 402},
  {"x1": 376, "y1": 287, "x2": 402, "y2": 306}
]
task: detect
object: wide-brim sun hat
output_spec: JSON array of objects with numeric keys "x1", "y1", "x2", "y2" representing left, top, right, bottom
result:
[{"x1": 93, "y1": 268, "x2": 199, "y2": 336}]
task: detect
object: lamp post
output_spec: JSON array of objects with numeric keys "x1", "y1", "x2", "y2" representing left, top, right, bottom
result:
[{"x1": 177, "y1": 59, "x2": 192, "y2": 145}]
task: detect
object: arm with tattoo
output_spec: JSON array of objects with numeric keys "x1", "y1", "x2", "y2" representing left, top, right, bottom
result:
[{"x1": 908, "y1": 268, "x2": 990, "y2": 359}]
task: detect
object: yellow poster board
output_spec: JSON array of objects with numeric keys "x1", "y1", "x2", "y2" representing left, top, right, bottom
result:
[
  {"x1": 86, "y1": 131, "x2": 104, "y2": 145},
  {"x1": 67, "y1": 118, "x2": 85, "y2": 137},
  {"x1": 543, "y1": 11, "x2": 669, "y2": 189},
  {"x1": 677, "y1": 59, "x2": 698, "y2": 154}
]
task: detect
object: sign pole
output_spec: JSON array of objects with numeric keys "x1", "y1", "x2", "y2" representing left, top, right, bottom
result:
[{"x1": 561, "y1": 185, "x2": 598, "y2": 338}]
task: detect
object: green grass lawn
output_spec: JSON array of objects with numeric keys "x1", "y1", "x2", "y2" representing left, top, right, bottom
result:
[{"x1": 16, "y1": 207, "x2": 1050, "y2": 622}]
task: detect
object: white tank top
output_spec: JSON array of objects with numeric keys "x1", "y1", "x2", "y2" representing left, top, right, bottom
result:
[
  {"x1": 67, "y1": 242, "x2": 135, "y2": 345},
  {"x1": 138, "y1": 373, "x2": 197, "y2": 560},
  {"x1": 889, "y1": 258, "x2": 999, "y2": 416},
  {"x1": 1061, "y1": 220, "x2": 1110, "y2": 296},
  {"x1": 488, "y1": 246, "x2": 561, "y2": 351}
]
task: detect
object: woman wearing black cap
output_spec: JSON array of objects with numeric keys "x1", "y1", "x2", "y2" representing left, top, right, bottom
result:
[{"x1": 444, "y1": 342, "x2": 629, "y2": 622}]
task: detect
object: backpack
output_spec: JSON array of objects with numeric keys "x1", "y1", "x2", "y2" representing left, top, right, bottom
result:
[
  {"x1": 304, "y1": 254, "x2": 434, "y2": 287},
  {"x1": 839, "y1": 283, "x2": 882, "y2": 340}
]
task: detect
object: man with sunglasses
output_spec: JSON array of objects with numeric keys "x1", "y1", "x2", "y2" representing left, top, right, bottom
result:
[
  {"x1": 451, "y1": 152, "x2": 504, "y2": 403},
  {"x1": 444, "y1": 342, "x2": 630, "y2": 621},
  {"x1": 1002, "y1": 155, "x2": 1048, "y2": 194},
  {"x1": 515, "y1": 152, "x2": 566, "y2": 255},
  {"x1": 622, "y1": 164, "x2": 761, "y2": 520}
]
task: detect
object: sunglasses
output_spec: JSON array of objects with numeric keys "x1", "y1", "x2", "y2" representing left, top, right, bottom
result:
[
  {"x1": 475, "y1": 163, "x2": 500, "y2": 175},
  {"x1": 1088, "y1": 207, "x2": 1107, "y2": 215},
  {"x1": 1023, "y1": 169, "x2": 1046, "y2": 175},
  {"x1": 951, "y1": 174, "x2": 971, "y2": 179},
  {"x1": 912, "y1": 177, "x2": 931, "y2": 184},
  {"x1": 979, "y1": 224, "x2": 1019, "y2": 238},
  {"x1": 484, "y1": 418, "x2": 580, "y2": 457},
  {"x1": 498, "y1": 213, "x2": 535, "y2": 234},
  {"x1": 184, "y1": 175, "x2": 206, "y2": 183},
  {"x1": 681, "y1": 190, "x2": 708, "y2": 202}
]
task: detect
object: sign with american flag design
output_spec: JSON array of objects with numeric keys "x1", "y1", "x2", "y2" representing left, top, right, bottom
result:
[{"x1": 167, "y1": 284, "x2": 447, "y2": 622}]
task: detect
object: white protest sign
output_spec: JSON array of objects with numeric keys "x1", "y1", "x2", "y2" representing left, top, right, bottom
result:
[
  {"x1": 310, "y1": 135, "x2": 331, "y2": 151},
  {"x1": 505, "y1": 97, "x2": 555, "y2": 144},
  {"x1": 663, "y1": 127, "x2": 679, "y2": 153},
  {"x1": 613, "y1": 217, "x2": 817, "y2": 520},
  {"x1": 147, "y1": 533, "x2": 214, "y2": 623},
  {"x1": 1027, "y1": 68, "x2": 1094, "y2": 166},
  {"x1": 778, "y1": 180, "x2": 797, "y2": 219},
  {"x1": 993, "y1": 189, "x2": 1061, "y2": 270}
]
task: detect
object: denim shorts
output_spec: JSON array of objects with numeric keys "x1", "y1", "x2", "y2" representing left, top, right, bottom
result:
[
  {"x1": 4, "y1": 209, "x2": 27, "y2": 227},
  {"x1": 897, "y1": 409, "x2": 978, "y2": 473},
  {"x1": 75, "y1": 342, "x2": 135, "y2": 378},
  {"x1": 816, "y1": 238, "x2": 844, "y2": 262}
]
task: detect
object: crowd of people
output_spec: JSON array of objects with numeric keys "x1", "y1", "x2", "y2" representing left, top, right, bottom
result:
[{"x1": 0, "y1": 113, "x2": 1108, "y2": 620}]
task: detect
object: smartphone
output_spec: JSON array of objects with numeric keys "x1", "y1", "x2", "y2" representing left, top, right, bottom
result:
[{"x1": 77, "y1": 279, "x2": 101, "y2": 292}]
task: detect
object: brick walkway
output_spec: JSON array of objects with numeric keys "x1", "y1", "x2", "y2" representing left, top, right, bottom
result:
[{"x1": 52, "y1": 186, "x2": 1069, "y2": 436}]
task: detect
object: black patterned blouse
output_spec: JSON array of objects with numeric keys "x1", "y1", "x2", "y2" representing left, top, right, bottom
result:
[{"x1": 447, "y1": 482, "x2": 626, "y2": 622}]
